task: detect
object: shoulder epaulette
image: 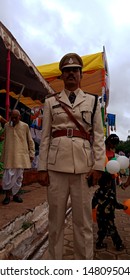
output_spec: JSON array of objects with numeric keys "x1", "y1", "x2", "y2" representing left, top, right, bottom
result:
[
  {"x1": 45, "y1": 92, "x2": 60, "y2": 99},
  {"x1": 84, "y1": 92, "x2": 98, "y2": 125}
]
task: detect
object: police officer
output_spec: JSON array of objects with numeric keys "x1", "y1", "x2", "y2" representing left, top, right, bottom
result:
[{"x1": 38, "y1": 53, "x2": 105, "y2": 259}]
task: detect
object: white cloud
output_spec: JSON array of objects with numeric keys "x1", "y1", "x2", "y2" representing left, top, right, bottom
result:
[{"x1": 0, "y1": 0, "x2": 130, "y2": 140}]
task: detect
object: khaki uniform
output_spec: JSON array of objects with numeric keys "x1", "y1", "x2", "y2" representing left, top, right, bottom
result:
[{"x1": 38, "y1": 88, "x2": 105, "y2": 259}]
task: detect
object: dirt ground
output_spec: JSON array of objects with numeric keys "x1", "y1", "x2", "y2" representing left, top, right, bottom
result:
[
  {"x1": 0, "y1": 171, "x2": 48, "y2": 229},
  {"x1": 0, "y1": 171, "x2": 130, "y2": 231}
]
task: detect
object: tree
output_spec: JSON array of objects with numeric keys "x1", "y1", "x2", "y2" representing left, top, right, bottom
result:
[{"x1": 116, "y1": 140, "x2": 130, "y2": 156}]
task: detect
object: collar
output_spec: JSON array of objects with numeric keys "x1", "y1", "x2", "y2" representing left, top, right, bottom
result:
[{"x1": 64, "y1": 88, "x2": 80, "y2": 97}]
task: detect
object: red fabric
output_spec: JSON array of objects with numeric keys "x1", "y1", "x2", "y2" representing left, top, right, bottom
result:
[
  {"x1": 106, "y1": 149, "x2": 115, "y2": 160},
  {"x1": 106, "y1": 149, "x2": 118, "y2": 179}
]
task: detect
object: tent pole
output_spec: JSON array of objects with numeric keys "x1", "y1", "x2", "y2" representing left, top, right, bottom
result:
[
  {"x1": 13, "y1": 85, "x2": 25, "y2": 109},
  {"x1": 6, "y1": 49, "x2": 11, "y2": 121}
]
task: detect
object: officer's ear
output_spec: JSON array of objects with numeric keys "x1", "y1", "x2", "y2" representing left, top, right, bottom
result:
[{"x1": 80, "y1": 70, "x2": 83, "y2": 79}]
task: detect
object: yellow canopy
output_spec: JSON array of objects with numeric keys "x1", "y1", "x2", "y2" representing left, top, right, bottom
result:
[
  {"x1": 37, "y1": 52, "x2": 104, "y2": 79},
  {"x1": 37, "y1": 50, "x2": 109, "y2": 100},
  {"x1": 0, "y1": 90, "x2": 43, "y2": 109}
]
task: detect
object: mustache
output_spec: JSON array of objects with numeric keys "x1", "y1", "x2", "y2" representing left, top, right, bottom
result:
[{"x1": 67, "y1": 75, "x2": 75, "y2": 79}]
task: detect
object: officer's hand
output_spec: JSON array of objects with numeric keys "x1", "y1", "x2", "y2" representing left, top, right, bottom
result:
[
  {"x1": 38, "y1": 171, "x2": 49, "y2": 186},
  {"x1": 92, "y1": 170, "x2": 103, "y2": 185},
  {"x1": 87, "y1": 170, "x2": 103, "y2": 186}
]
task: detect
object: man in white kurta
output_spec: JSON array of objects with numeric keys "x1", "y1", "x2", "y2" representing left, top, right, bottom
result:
[
  {"x1": 38, "y1": 53, "x2": 105, "y2": 260},
  {"x1": 1, "y1": 109, "x2": 35, "y2": 204}
]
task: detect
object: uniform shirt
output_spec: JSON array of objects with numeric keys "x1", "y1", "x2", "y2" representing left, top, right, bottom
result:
[{"x1": 38, "y1": 89, "x2": 105, "y2": 173}]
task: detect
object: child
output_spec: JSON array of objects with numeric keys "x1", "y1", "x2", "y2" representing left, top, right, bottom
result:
[
  {"x1": 105, "y1": 134, "x2": 120, "y2": 196},
  {"x1": 92, "y1": 172, "x2": 127, "y2": 251}
]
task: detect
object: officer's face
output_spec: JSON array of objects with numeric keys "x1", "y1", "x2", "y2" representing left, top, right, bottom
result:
[{"x1": 61, "y1": 67, "x2": 82, "y2": 89}]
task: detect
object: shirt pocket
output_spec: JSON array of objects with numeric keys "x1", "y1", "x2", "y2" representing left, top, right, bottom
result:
[
  {"x1": 52, "y1": 106, "x2": 65, "y2": 116},
  {"x1": 48, "y1": 138, "x2": 61, "y2": 164},
  {"x1": 79, "y1": 105, "x2": 93, "y2": 127},
  {"x1": 52, "y1": 107, "x2": 67, "y2": 122}
]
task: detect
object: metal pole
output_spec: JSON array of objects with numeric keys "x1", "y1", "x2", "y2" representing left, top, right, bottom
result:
[{"x1": 13, "y1": 85, "x2": 25, "y2": 109}]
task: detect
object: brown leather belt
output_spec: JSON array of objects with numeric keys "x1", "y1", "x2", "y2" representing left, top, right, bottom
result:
[{"x1": 52, "y1": 128, "x2": 90, "y2": 140}]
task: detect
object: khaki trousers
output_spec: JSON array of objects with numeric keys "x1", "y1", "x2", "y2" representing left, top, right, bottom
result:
[{"x1": 48, "y1": 170, "x2": 94, "y2": 260}]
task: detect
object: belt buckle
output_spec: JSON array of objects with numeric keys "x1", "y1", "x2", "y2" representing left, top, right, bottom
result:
[{"x1": 67, "y1": 128, "x2": 73, "y2": 137}]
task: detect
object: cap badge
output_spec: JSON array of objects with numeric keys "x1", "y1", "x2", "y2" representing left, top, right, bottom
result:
[{"x1": 68, "y1": 58, "x2": 73, "y2": 64}]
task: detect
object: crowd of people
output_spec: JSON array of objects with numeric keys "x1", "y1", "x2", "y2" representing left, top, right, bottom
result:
[{"x1": 0, "y1": 52, "x2": 130, "y2": 260}]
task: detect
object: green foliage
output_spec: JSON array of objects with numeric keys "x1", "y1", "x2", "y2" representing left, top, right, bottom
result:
[
  {"x1": 0, "y1": 162, "x2": 3, "y2": 178},
  {"x1": 116, "y1": 140, "x2": 130, "y2": 156},
  {"x1": 22, "y1": 221, "x2": 33, "y2": 230}
]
